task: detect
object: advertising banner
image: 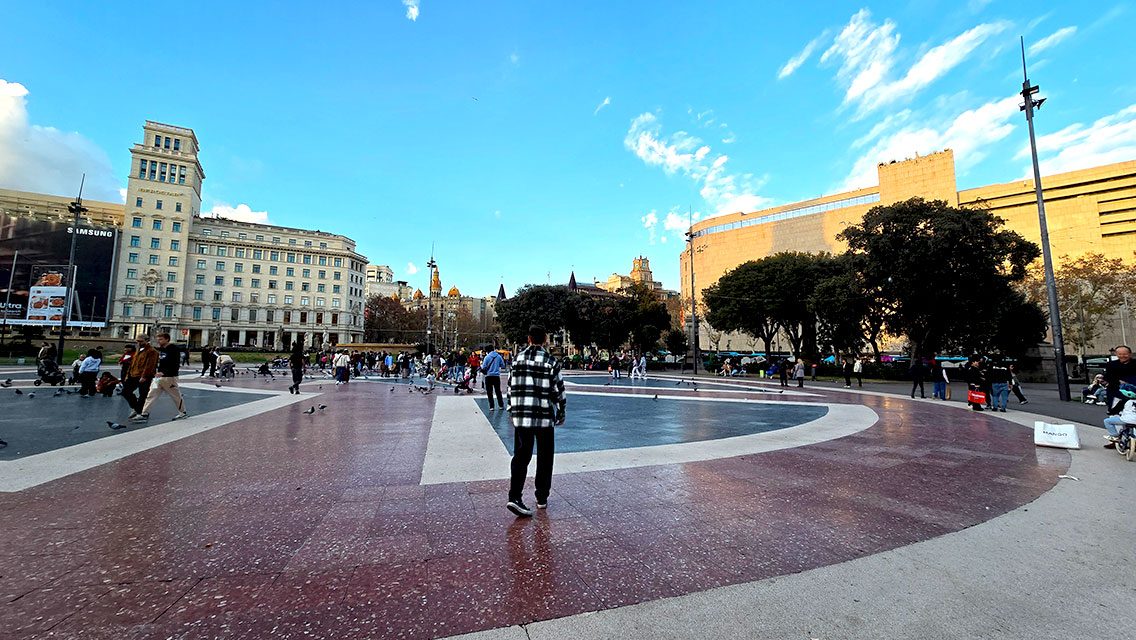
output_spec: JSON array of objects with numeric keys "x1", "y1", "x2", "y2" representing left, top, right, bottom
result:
[{"x1": 0, "y1": 212, "x2": 118, "y2": 328}]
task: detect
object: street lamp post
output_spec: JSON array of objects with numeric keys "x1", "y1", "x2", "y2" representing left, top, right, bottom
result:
[
  {"x1": 426, "y1": 252, "x2": 436, "y2": 355},
  {"x1": 57, "y1": 180, "x2": 88, "y2": 359},
  {"x1": 685, "y1": 207, "x2": 699, "y2": 376},
  {"x1": 1020, "y1": 36, "x2": 1070, "y2": 401}
]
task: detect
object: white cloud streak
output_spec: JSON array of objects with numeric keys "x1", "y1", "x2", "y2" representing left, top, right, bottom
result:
[
  {"x1": 1028, "y1": 26, "x2": 1077, "y2": 57},
  {"x1": 777, "y1": 32, "x2": 827, "y2": 79},
  {"x1": 1021, "y1": 104, "x2": 1136, "y2": 176},
  {"x1": 821, "y1": 9, "x2": 1008, "y2": 117},
  {"x1": 402, "y1": 0, "x2": 419, "y2": 21},
  {"x1": 0, "y1": 79, "x2": 121, "y2": 202},
  {"x1": 594, "y1": 96, "x2": 611, "y2": 116},
  {"x1": 203, "y1": 203, "x2": 270, "y2": 225},
  {"x1": 407, "y1": 262, "x2": 418, "y2": 275},
  {"x1": 642, "y1": 207, "x2": 702, "y2": 245}
]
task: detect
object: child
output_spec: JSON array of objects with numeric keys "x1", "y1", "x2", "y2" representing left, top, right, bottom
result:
[
  {"x1": 257, "y1": 361, "x2": 273, "y2": 377},
  {"x1": 77, "y1": 349, "x2": 101, "y2": 397},
  {"x1": 96, "y1": 372, "x2": 119, "y2": 397},
  {"x1": 1103, "y1": 383, "x2": 1136, "y2": 448}
]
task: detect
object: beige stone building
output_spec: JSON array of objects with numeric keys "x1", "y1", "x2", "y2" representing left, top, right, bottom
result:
[
  {"x1": 403, "y1": 266, "x2": 498, "y2": 347},
  {"x1": 681, "y1": 151, "x2": 1136, "y2": 352},
  {"x1": 597, "y1": 256, "x2": 679, "y2": 299},
  {"x1": 107, "y1": 121, "x2": 367, "y2": 348},
  {"x1": 0, "y1": 188, "x2": 126, "y2": 228},
  {"x1": 365, "y1": 264, "x2": 411, "y2": 300}
]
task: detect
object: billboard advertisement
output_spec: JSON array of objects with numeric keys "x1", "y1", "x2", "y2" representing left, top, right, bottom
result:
[{"x1": 0, "y1": 212, "x2": 118, "y2": 328}]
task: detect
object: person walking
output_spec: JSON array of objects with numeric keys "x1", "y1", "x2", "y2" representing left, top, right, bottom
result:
[
  {"x1": 964, "y1": 357, "x2": 986, "y2": 411},
  {"x1": 987, "y1": 359, "x2": 1011, "y2": 412},
  {"x1": 793, "y1": 359, "x2": 806, "y2": 388},
  {"x1": 909, "y1": 358, "x2": 926, "y2": 399},
  {"x1": 481, "y1": 345, "x2": 506, "y2": 410},
  {"x1": 118, "y1": 344, "x2": 135, "y2": 381},
  {"x1": 853, "y1": 357, "x2": 864, "y2": 388},
  {"x1": 506, "y1": 325, "x2": 566, "y2": 517},
  {"x1": 609, "y1": 352, "x2": 621, "y2": 380},
  {"x1": 779, "y1": 357, "x2": 790, "y2": 388},
  {"x1": 77, "y1": 348, "x2": 101, "y2": 397},
  {"x1": 288, "y1": 340, "x2": 305, "y2": 394},
  {"x1": 842, "y1": 358, "x2": 853, "y2": 388},
  {"x1": 334, "y1": 349, "x2": 350, "y2": 385},
  {"x1": 122, "y1": 336, "x2": 158, "y2": 420},
  {"x1": 1009, "y1": 364, "x2": 1028, "y2": 404},
  {"x1": 199, "y1": 346, "x2": 216, "y2": 378},
  {"x1": 135, "y1": 333, "x2": 187, "y2": 422},
  {"x1": 930, "y1": 359, "x2": 949, "y2": 400},
  {"x1": 637, "y1": 353, "x2": 648, "y2": 380}
]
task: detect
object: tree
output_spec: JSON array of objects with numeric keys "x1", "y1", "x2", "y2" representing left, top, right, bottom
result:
[
  {"x1": 1021, "y1": 252, "x2": 1135, "y2": 359},
  {"x1": 809, "y1": 255, "x2": 869, "y2": 358},
  {"x1": 838, "y1": 197, "x2": 1042, "y2": 358},
  {"x1": 703, "y1": 260, "x2": 780, "y2": 354},
  {"x1": 665, "y1": 328, "x2": 688, "y2": 356},
  {"x1": 364, "y1": 295, "x2": 425, "y2": 343},
  {"x1": 589, "y1": 295, "x2": 634, "y2": 351},
  {"x1": 623, "y1": 282, "x2": 672, "y2": 352},
  {"x1": 493, "y1": 285, "x2": 573, "y2": 345}
]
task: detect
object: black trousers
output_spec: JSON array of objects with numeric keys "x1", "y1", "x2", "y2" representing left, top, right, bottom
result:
[
  {"x1": 78, "y1": 371, "x2": 97, "y2": 396},
  {"x1": 509, "y1": 427, "x2": 555, "y2": 503},
  {"x1": 911, "y1": 380, "x2": 925, "y2": 398},
  {"x1": 1012, "y1": 383, "x2": 1027, "y2": 403},
  {"x1": 844, "y1": 373, "x2": 851, "y2": 386},
  {"x1": 291, "y1": 366, "x2": 303, "y2": 388},
  {"x1": 485, "y1": 375, "x2": 504, "y2": 408},
  {"x1": 121, "y1": 376, "x2": 151, "y2": 413}
]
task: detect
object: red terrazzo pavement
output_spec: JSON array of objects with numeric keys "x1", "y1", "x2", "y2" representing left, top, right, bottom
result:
[{"x1": 0, "y1": 376, "x2": 1069, "y2": 639}]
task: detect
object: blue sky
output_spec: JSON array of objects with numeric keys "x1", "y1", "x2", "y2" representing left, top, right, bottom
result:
[{"x1": 1, "y1": 1, "x2": 1133, "y2": 297}]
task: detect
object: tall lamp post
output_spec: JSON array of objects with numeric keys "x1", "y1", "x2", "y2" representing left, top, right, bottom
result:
[
  {"x1": 1020, "y1": 36, "x2": 1070, "y2": 401},
  {"x1": 57, "y1": 178, "x2": 87, "y2": 359},
  {"x1": 685, "y1": 207, "x2": 699, "y2": 376},
  {"x1": 425, "y1": 252, "x2": 436, "y2": 355}
]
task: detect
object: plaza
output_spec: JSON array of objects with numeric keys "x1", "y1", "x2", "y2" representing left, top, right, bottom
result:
[{"x1": 0, "y1": 365, "x2": 1126, "y2": 639}]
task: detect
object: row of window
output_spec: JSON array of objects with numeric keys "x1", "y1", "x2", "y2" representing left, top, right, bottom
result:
[
  {"x1": 195, "y1": 245, "x2": 346, "y2": 267},
  {"x1": 192, "y1": 274, "x2": 341, "y2": 292},
  {"x1": 138, "y1": 159, "x2": 187, "y2": 185},
  {"x1": 135, "y1": 198, "x2": 183, "y2": 213},
  {"x1": 129, "y1": 236, "x2": 180, "y2": 251},
  {"x1": 189, "y1": 290, "x2": 341, "y2": 306},
  {"x1": 199, "y1": 229, "x2": 328, "y2": 249},
  {"x1": 126, "y1": 253, "x2": 179, "y2": 267},
  {"x1": 131, "y1": 217, "x2": 182, "y2": 232},
  {"x1": 122, "y1": 303, "x2": 347, "y2": 326},
  {"x1": 153, "y1": 135, "x2": 183, "y2": 151}
]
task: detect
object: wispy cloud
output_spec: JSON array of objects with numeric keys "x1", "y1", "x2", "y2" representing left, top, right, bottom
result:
[
  {"x1": 841, "y1": 96, "x2": 1020, "y2": 191},
  {"x1": 402, "y1": 0, "x2": 419, "y2": 21},
  {"x1": 642, "y1": 207, "x2": 702, "y2": 244},
  {"x1": 0, "y1": 79, "x2": 121, "y2": 202},
  {"x1": 407, "y1": 262, "x2": 418, "y2": 275},
  {"x1": 821, "y1": 9, "x2": 1008, "y2": 117},
  {"x1": 1028, "y1": 26, "x2": 1077, "y2": 57},
  {"x1": 625, "y1": 111, "x2": 770, "y2": 217},
  {"x1": 509, "y1": 52, "x2": 519, "y2": 66},
  {"x1": 777, "y1": 32, "x2": 827, "y2": 79},
  {"x1": 1018, "y1": 104, "x2": 1136, "y2": 176},
  {"x1": 593, "y1": 96, "x2": 611, "y2": 116},
  {"x1": 642, "y1": 211, "x2": 659, "y2": 244},
  {"x1": 203, "y1": 203, "x2": 270, "y2": 225}
]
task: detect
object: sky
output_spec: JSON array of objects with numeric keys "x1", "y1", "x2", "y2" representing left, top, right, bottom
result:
[{"x1": 1, "y1": 1, "x2": 1133, "y2": 298}]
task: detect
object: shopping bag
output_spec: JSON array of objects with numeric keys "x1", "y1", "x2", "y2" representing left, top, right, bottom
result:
[
  {"x1": 967, "y1": 390, "x2": 986, "y2": 404},
  {"x1": 945, "y1": 385, "x2": 952, "y2": 400},
  {"x1": 1034, "y1": 421, "x2": 1081, "y2": 449}
]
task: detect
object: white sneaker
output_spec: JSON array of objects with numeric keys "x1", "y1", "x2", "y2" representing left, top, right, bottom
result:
[
  {"x1": 172, "y1": 412, "x2": 189, "y2": 420},
  {"x1": 127, "y1": 411, "x2": 138, "y2": 419}
]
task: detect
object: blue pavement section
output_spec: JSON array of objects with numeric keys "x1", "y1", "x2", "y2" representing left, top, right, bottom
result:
[
  {"x1": 476, "y1": 395, "x2": 827, "y2": 454},
  {"x1": 565, "y1": 374, "x2": 764, "y2": 392}
]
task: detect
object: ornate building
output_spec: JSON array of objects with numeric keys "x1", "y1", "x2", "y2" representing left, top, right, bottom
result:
[
  {"x1": 402, "y1": 265, "x2": 499, "y2": 347},
  {"x1": 594, "y1": 257, "x2": 679, "y2": 299}
]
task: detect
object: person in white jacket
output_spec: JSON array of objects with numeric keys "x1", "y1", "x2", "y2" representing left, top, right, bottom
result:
[
  {"x1": 334, "y1": 350, "x2": 351, "y2": 385},
  {"x1": 1103, "y1": 383, "x2": 1136, "y2": 447}
]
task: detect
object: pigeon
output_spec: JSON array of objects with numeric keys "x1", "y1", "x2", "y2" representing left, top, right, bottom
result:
[
  {"x1": 215, "y1": 384, "x2": 222, "y2": 388},
  {"x1": 390, "y1": 387, "x2": 395, "y2": 393},
  {"x1": 26, "y1": 392, "x2": 34, "y2": 399},
  {"x1": 3, "y1": 378, "x2": 10, "y2": 384},
  {"x1": 14, "y1": 389, "x2": 22, "y2": 395},
  {"x1": 0, "y1": 381, "x2": 10, "y2": 388},
  {"x1": 303, "y1": 406, "x2": 315, "y2": 415},
  {"x1": 317, "y1": 404, "x2": 327, "y2": 410},
  {"x1": 107, "y1": 421, "x2": 127, "y2": 430},
  {"x1": 53, "y1": 390, "x2": 62, "y2": 397},
  {"x1": 653, "y1": 394, "x2": 658, "y2": 401},
  {"x1": 603, "y1": 382, "x2": 610, "y2": 387},
  {"x1": 0, "y1": 439, "x2": 6, "y2": 447}
]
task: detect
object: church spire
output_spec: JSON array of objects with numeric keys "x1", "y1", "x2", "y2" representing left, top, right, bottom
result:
[
  {"x1": 568, "y1": 271, "x2": 578, "y2": 291},
  {"x1": 430, "y1": 266, "x2": 442, "y2": 296}
]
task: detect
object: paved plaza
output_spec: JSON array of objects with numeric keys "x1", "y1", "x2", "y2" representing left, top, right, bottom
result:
[{"x1": 0, "y1": 367, "x2": 1130, "y2": 639}]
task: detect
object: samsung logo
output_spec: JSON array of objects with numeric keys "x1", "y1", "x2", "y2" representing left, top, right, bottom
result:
[{"x1": 67, "y1": 227, "x2": 114, "y2": 237}]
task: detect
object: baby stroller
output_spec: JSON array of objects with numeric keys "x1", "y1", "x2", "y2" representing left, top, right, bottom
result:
[
  {"x1": 453, "y1": 369, "x2": 477, "y2": 394},
  {"x1": 36, "y1": 359, "x2": 66, "y2": 386}
]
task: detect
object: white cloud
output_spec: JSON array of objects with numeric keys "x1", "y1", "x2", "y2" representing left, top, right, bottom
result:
[
  {"x1": 1028, "y1": 26, "x2": 1077, "y2": 57},
  {"x1": 119, "y1": 188, "x2": 127, "y2": 202},
  {"x1": 407, "y1": 262, "x2": 418, "y2": 275},
  {"x1": 642, "y1": 207, "x2": 703, "y2": 245},
  {"x1": 642, "y1": 210, "x2": 659, "y2": 244},
  {"x1": 841, "y1": 95, "x2": 1020, "y2": 190},
  {"x1": 0, "y1": 79, "x2": 121, "y2": 202},
  {"x1": 593, "y1": 96, "x2": 611, "y2": 116},
  {"x1": 624, "y1": 112, "x2": 771, "y2": 217},
  {"x1": 509, "y1": 52, "x2": 520, "y2": 66},
  {"x1": 721, "y1": 133, "x2": 736, "y2": 144},
  {"x1": 968, "y1": 0, "x2": 995, "y2": 12},
  {"x1": 1024, "y1": 104, "x2": 1136, "y2": 176},
  {"x1": 203, "y1": 203, "x2": 270, "y2": 225},
  {"x1": 821, "y1": 9, "x2": 1008, "y2": 117},
  {"x1": 402, "y1": 0, "x2": 419, "y2": 21},
  {"x1": 778, "y1": 32, "x2": 827, "y2": 79}
]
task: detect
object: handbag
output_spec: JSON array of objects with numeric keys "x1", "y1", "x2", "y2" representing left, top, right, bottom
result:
[{"x1": 967, "y1": 390, "x2": 986, "y2": 404}]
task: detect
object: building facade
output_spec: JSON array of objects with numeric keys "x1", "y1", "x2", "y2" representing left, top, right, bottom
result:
[
  {"x1": 365, "y1": 264, "x2": 410, "y2": 300},
  {"x1": 403, "y1": 266, "x2": 498, "y2": 347},
  {"x1": 106, "y1": 121, "x2": 367, "y2": 348},
  {"x1": 597, "y1": 256, "x2": 678, "y2": 299},
  {"x1": 680, "y1": 151, "x2": 1136, "y2": 352}
]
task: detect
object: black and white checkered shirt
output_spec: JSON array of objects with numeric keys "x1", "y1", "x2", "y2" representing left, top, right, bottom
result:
[{"x1": 508, "y1": 344, "x2": 566, "y2": 428}]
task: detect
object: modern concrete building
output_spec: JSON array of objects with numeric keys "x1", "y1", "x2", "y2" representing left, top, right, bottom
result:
[
  {"x1": 106, "y1": 121, "x2": 367, "y2": 348},
  {"x1": 680, "y1": 151, "x2": 1136, "y2": 352}
]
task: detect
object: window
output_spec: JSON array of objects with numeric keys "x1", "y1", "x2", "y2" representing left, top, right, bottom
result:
[
  {"x1": 154, "y1": 134, "x2": 161, "y2": 147},
  {"x1": 124, "y1": 285, "x2": 136, "y2": 296},
  {"x1": 173, "y1": 138, "x2": 180, "y2": 151},
  {"x1": 220, "y1": 231, "x2": 229, "y2": 238},
  {"x1": 269, "y1": 266, "x2": 278, "y2": 275},
  {"x1": 165, "y1": 287, "x2": 175, "y2": 298},
  {"x1": 267, "y1": 294, "x2": 277, "y2": 304},
  {"x1": 127, "y1": 269, "x2": 138, "y2": 279},
  {"x1": 273, "y1": 237, "x2": 280, "y2": 244},
  {"x1": 130, "y1": 236, "x2": 141, "y2": 247},
  {"x1": 303, "y1": 255, "x2": 312, "y2": 265},
  {"x1": 234, "y1": 263, "x2": 243, "y2": 273},
  {"x1": 196, "y1": 260, "x2": 206, "y2": 269},
  {"x1": 301, "y1": 296, "x2": 310, "y2": 306},
  {"x1": 286, "y1": 267, "x2": 295, "y2": 277},
  {"x1": 150, "y1": 238, "x2": 161, "y2": 249},
  {"x1": 284, "y1": 294, "x2": 294, "y2": 304},
  {"x1": 319, "y1": 256, "x2": 327, "y2": 266},
  {"x1": 167, "y1": 270, "x2": 177, "y2": 279},
  {"x1": 250, "y1": 293, "x2": 259, "y2": 303},
  {"x1": 148, "y1": 162, "x2": 156, "y2": 179},
  {"x1": 169, "y1": 256, "x2": 178, "y2": 267},
  {"x1": 128, "y1": 253, "x2": 139, "y2": 263},
  {"x1": 212, "y1": 307, "x2": 221, "y2": 320},
  {"x1": 153, "y1": 219, "x2": 162, "y2": 230},
  {"x1": 301, "y1": 283, "x2": 310, "y2": 292},
  {"x1": 232, "y1": 292, "x2": 242, "y2": 302},
  {"x1": 216, "y1": 261, "x2": 225, "y2": 271},
  {"x1": 256, "y1": 235, "x2": 264, "y2": 241},
  {"x1": 138, "y1": 161, "x2": 146, "y2": 179},
  {"x1": 332, "y1": 285, "x2": 340, "y2": 294},
  {"x1": 233, "y1": 277, "x2": 242, "y2": 287},
  {"x1": 214, "y1": 276, "x2": 224, "y2": 286},
  {"x1": 143, "y1": 303, "x2": 154, "y2": 317},
  {"x1": 331, "y1": 313, "x2": 338, "y2": 325},
  {"x1": 266, "y1": 310, "x2": 274, "y2": 323},
  {"x1": 170, "y1": 240, "x2": 179, "y2": 251},
  {"x1": 156, "y1": 199, "x2": 163, "y2": 210},
  {"x1": 320, "y1": 242, "x2": 327, "y2": 249},
  {"x1": 268, "y1": 280, "x2": 277, "y2": 289},
  {"x1": 248, "y1": 309, "x2": 258, "y2": 323},
  {"x1": 285, "y1": 281, "x2": 294, "y2": 291},
  {"x1": 194, "y1": 290, "x2": 204, "y2": 300},
  {"x1": 217, "y1": 247, "x2": 227, "y2": 257},
  {"x1": 316, "y1": 312, "x2": 323, "y2": 325},
  {"x1": 283, "y1": 311, "x2": 291, "y2": 323},
  {"x1": 202, "y1": 229, "x2": 211, "y2": 236},
  {"x1": 213, "y1": 291, "x2": 222, "y2": 301},
  {"x1": 198, "y1": 246, "x2": 208, "y2": 254},
  {"x1": 305, "y1": 240, "x2": 312, "y2": 248},
  {"x1": 235, "y1": 248, "x2": 245, "y2": 258},
  {"x1": 300, "y1": 312, "x2": 308, "y2": 323},
  {"x1": 289, "y1": 238, "x2": 297, "y2": 246},
  {"x1": 333, "y1": 258, "x2": 342, "y2": 267},
  {"x1": 253, "y1": 250, "x2": 263, "y2": 259},
  {"x1": 319, "y1": 270, "x2": 326, "y2": 279},
  {"x1": 172, "y1": 221, "x2": 181, "y2": 232},
  {"x1": 270, "y1": 251, "x2": 279, "y2": 261},
  {"x1": 147, "y1": 254, "x2": 157, "y2": 264},
  {"x1": 193, "y1": 307, "x2": 202, "y2": 320},
  {"x1": 287, "y1": 253, "x2": 296, "y2": 263},
  {"x1": 238, "y1": 233, "x2": 247, "y2": 241},
  {"x1": 301, "y1": 269, "x2": 310, "y2": 278},
  {"x1": 332, "y1": 299, "x2": 341, "y2": 308},
  {"x1": 178, "y1": 166, "x2": 186, "y2": 185},
  {"x1": 175, "y1": 203, "x2": 182, "y2": 213},
  {"x1": 132, "y1": 217, "x2": 142, "y2": 228},
  {"x1": 135, "y1": 196, "x2": 143, "y2": 207},
  {"x1": 317, "y1": 284, "x2": 325, "y2": 293},
  {"x1": 164, "y1": 136, "x2": 170, "y2": 149},
  {"x1": 195, "y1": 274, "x2": 205, "y2": 284},
  {"x1": 333, "y1": 272, "x2": 341, "y2": 281},
  {"x1": 316, "y1": 297, "x2": 325, "y2": 307},
  {"x1": 123, "y1": 303, "x2": 132, "y2": 317},
  {"x1": 251, "y1": 278, "x2": 260, "y2": 288},
  {"x1": 252, "y1": 264, "x2": 261, "y2": 273}
]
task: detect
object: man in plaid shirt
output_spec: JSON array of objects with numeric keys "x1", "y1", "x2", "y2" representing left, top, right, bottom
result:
[{"x1": 506, "y1": 324, "x2": 566, "y2": 517}]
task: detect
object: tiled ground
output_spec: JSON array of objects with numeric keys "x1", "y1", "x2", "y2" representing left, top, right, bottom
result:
[{"x1": 0, "y1": 374, "x2": 1069, "y2": 639}]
